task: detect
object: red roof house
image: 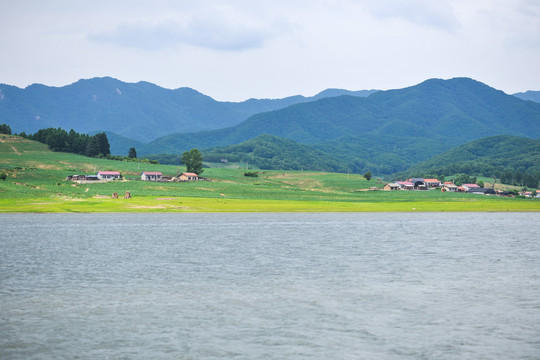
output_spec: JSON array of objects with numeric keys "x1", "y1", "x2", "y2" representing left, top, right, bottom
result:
[{"x1": 97, "y1": 171, "x2": 121, "y2": 180}]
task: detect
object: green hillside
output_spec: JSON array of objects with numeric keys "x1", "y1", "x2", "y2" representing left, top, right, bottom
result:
[
  {"x1": 399, "y1": 135, "x2": 540, "y2": 180},
  {"x1": 202, "y1": 135, "x2": 348, "y2": 172},
  {"x1": 139, "y1": 78, "x2": 540, "y2": 174}
]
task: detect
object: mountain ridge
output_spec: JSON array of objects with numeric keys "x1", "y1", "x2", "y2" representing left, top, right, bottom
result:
[
  {"x1": 138, "y1": 77, "x2": 540, "y2": 174},
  {"x1": 0, "y1": 77, "x2": 377, "y2": 142}
]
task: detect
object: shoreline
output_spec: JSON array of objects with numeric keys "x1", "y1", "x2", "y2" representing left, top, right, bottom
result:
[{"x1": 2, "y1": 196, "x2": 539, "y2": 213}]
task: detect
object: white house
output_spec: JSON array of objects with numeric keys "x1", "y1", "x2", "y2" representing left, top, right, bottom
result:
[
  {"x1": 423, "y1": 178, "x2": 441, "y2": 188},
  {"x1": 141, "y1": 171, "x2": 163, "y2": 181},
  {"x1": 97, "y1": 171, "x2": 121, "y2": 180}
]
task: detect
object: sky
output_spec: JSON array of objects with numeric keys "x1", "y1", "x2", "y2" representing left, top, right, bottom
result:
[{"x1": 1, "y1": 0, "x2": 539, "y2": 101}]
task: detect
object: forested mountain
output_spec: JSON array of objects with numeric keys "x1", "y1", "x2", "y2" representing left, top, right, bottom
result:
[
  {"x1": 513, "y1": 91, "x2": 540, "y2": 103},
  {"x1": 398, "y1": 135, "x2": 540, "y2": 179},
  {"x1": 202, "y1": 135, "x2": 349, "y2": 172},
  {"x1": 0, "y1": 77, "x2": 376, "y2": 142},
  {"x1": 139, "y1": 78, "x2": 540, "y2": 174}
]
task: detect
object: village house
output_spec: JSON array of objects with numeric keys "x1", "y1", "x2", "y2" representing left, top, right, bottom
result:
[
  {"x1": 461, "y1": 183, "x2": 480, "y2": 192},
  {"x1": 396, "y1": 181, "x2": 414, "y2": 190},
  {"x1": 408, "y1": 178, "x2": 427, "y2": 190},
  {"x1": 383, "y1": 183, "x2": 400, "y2": 191},
  {"x1": 66, "y1": 174, "x2": 88, "y2": 181},
  {"x1": 97, "y1": 171, "x2": 121, "y2": 180},
  {"x1": 141, "y1": 171, "x2": 163, "y2": 181},
  {"x1": 442, "y1": 182, "x2": 458, "y2": 192},
  {"x1": 178, "y1": 172, "x2": 199, "y2": 181},
  {"x1": 423, "y1": 178, "x2": 441, "y2": 188}
]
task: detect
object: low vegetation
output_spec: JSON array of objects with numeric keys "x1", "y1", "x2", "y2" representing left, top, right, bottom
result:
[{"x1": 1, "y1": 134, "x2": 538, "y2": 213}]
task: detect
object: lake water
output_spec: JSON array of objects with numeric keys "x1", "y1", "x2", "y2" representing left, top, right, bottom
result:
[{"x1": 1, "y1": 213, "x2": 539, "y2": 359}]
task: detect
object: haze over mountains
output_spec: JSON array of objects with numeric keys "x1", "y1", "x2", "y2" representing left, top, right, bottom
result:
[
  {"x1": 1, "y1": 77, "x2": 539, "y2": 175},
  {"x1": 0, "y1": 77, "x2": 377, "y2": 142}
]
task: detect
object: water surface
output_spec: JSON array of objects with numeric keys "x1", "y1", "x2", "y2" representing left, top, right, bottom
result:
[{"x1": 1, "y1": 213, "x2": 539, "y2": 359}]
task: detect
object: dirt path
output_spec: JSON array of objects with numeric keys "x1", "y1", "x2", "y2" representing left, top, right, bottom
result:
[{"x1": 0, "y1": 137, "x2": 21, "y2": 155}]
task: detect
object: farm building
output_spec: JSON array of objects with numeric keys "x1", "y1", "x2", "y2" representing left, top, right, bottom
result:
[
  {"x1": 423, "y1": 178, "x2": 441, "y2": 188},
  {"x1": 461, "y1": 184, "x2": 480, "y2": 191},
  {"x1": 396, "y1": 181, "x2": 414, "y2": 190},
  {"x1": 383, "y1": 183, "x2": 400, "y2": 191},
  {"x1": 408, "y1": 178, "x2": 427, "y2": 189},
  {"x1": 97, "y1": 171, "x2": 121, "y2": 180},
  {"x1": 178, "y1": 172, "x2": 199, "y2": 181},
  {"x1": 443, "y1": 182, "x2": 458, "y2": 192},
  {"x1": 468, "y1": 187, "x2": 496, "y2": 195},
  {"x1": 141, "y1": 171, "x2": 163, "y2": 181}
]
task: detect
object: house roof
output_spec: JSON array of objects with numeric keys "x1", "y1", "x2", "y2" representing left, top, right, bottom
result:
[
  {"x1": 444, "y1": 181, "x2": 454, "y2": 185},
  {"x1": 409, "y1": 178, "x2": 424, "y2": 182},
  {"x1": 142, "y1": 172, "x2": 162, "y2": 176},
  {"x1": 385, "y1": 183, "x2": 400, "y2": 187},
  {"x1": 463, "y1": 183, "x2": 479, "y2": 188},
  {"x1": 444, "y1": 183, "x2": 458, "y2": 188},
  {"x1": 98, "y1": 171, "x2": 120, "y2": 175},
  {"x1": 423, "y1": 178, "x2": 440, "y2": 183},
  {"x1": 181, "y1": 172, "x2": 199, "y2": 177},
  {"x1": 396, "y1": 181, "x2": 414, "y2": 186}
]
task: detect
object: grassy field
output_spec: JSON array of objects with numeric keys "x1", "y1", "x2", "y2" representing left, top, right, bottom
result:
[{"x1": 1, "y1": 134, "x2": 539, "y2": 213}]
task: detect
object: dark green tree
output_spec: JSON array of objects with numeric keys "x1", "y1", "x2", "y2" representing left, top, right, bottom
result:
[
  {"x1": 85, "y1": 136, "x2": 101, "y2": 157},
  {"x1": 181, "y1": 148, "x2": 204, "y2": 175},
  {"x1": 94, "y1": 132, "x2": 110, "y2": 156},
  {"x1": 0, "y1": 124, "x2": 12, "y2": 135},
  {"x1": 128, "y1": 147, "x2": 137, "y2": 159},
  {"x1": 363, "y1": 171, "x2": 372, "y2": 181},
  {"x1": 0, "y1": 172, "x2": 7, "y2": 181}
]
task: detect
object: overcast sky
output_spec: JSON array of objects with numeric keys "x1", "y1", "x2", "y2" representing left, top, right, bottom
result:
[{"x1": 1, "y1": 0, "x2": 539, "y2": 101}]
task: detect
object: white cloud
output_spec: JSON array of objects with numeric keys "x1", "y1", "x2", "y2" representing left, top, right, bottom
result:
[
  {"x1": 362, "y1": 0, "x2": 460, "y2": 31},
  {"x1": 0, "y1": 0, "x2": 539, "y2": 100},
  {"x1": 89, "y1": 6, "x2": 292, "y2": 51}
]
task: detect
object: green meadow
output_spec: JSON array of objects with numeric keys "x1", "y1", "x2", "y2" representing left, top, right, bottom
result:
[{"x1": 1, "y1": 134, "x2": 539, "y2": 213}]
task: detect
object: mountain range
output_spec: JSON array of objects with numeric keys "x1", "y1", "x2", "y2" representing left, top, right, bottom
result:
[
  {"x1": 138, "y1": 78, "x2": 540, "y2": 174},
  {"x1": 2, "y1": 77, "x2": 539, "y2": 176},
  {"x1": 0, "y1": 77, "x2": 376, "y2": 142}
]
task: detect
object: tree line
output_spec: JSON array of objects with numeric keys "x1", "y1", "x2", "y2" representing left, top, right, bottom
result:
[
  {"x1": 500, "y1": 170, "x2": 540, "y2": 188},
  {"x1": 21, "y1": 128, "x2": 110, "y2": 158}
]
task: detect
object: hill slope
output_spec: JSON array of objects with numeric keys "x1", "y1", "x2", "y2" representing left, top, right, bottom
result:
[
  {"x1": 400, "y1": 135, "x2": 540, "y2": 178},
  {"x1": 139, "y1": 78, "x2": 540, "y2": 173},
  {"x1": 202, "y1": 135, "x2": 349, "y2": 172},
  {"x1": 0, "y1": 77, "x2": 376, "y2": 142}
]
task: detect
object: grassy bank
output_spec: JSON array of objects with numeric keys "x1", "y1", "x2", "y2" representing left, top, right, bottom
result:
[{"x1": 1, "y1": 134, "x2": 539, "y2": 212}]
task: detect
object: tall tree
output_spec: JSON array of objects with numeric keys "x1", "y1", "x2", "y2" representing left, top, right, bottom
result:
[
  {"x1": 85, "y1": 136, "x2": 101, "y2": 157},
  {"x1": 181, "y1": 148, "x2": 204, "y2": 175},
  {"x1": 128, "y1": 147, "x2": 137, "y2": 159},
  {"x1": 94, "y1": 132, "x2": 110, "y2": 156}
]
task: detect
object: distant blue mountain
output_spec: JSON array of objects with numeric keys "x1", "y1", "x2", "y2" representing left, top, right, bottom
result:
[
  {"x1": 0, "y1": 77, "x2": 376, "y2": 142},
  {"x1": 513, "y1": 90, "x2": 540, "y2": 103}
]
